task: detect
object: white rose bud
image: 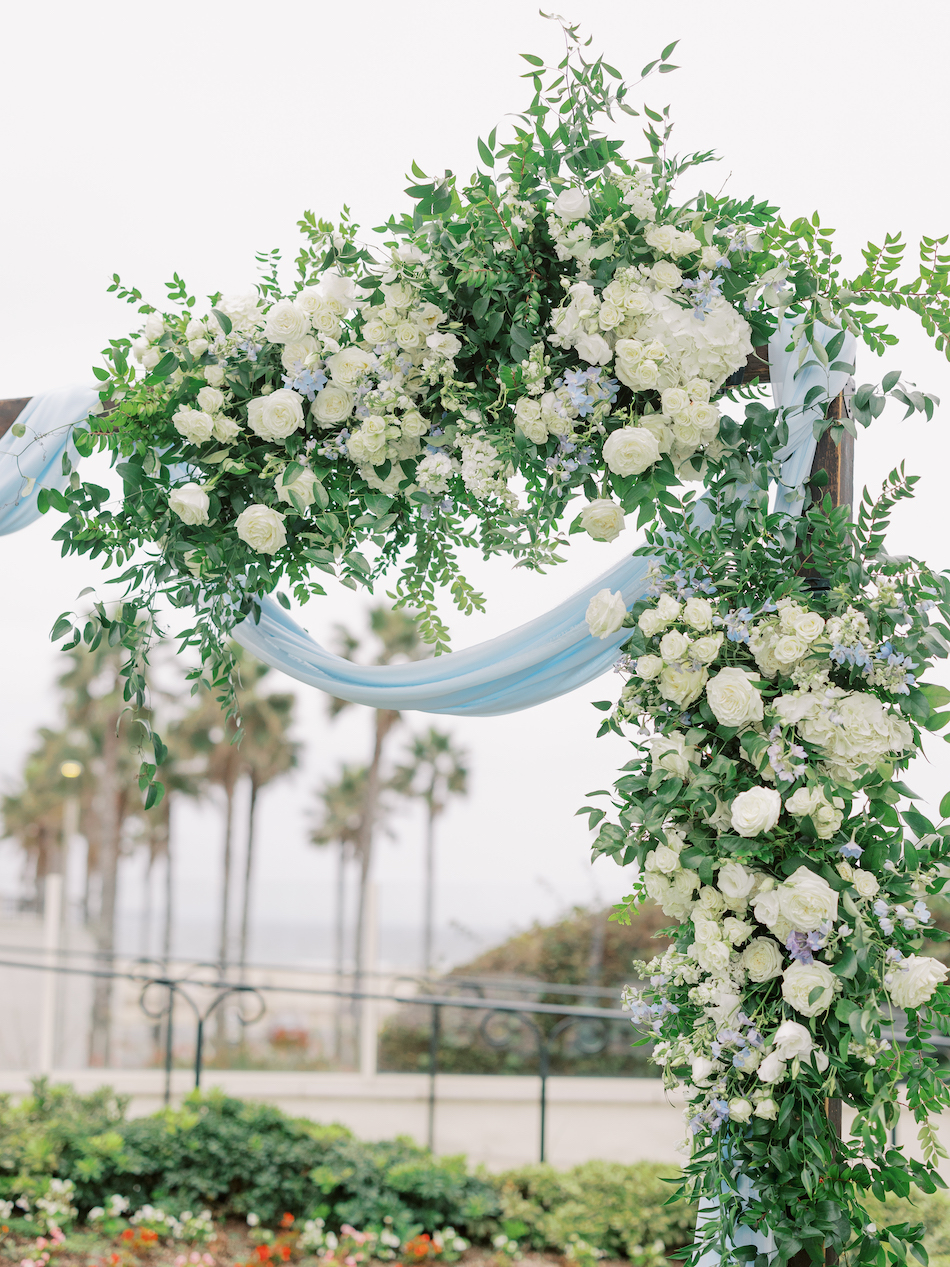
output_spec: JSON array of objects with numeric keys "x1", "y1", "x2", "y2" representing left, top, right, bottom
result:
[
  {"x1": 718, "y1": 861, "x2": 757, "y2": 909},
  {"x1": 168, "y1": 483, "x2": 210, "y2": 526},
  {"x1": 741, "y1": 937, "x2": 784, "y2": 983},
  {"x1": 728, "y1": 1098, "x2": 753, "y2": 1124},
  {"x1": 585, "y1": 589, "x2": 627, "y2": 640},
  {"x1": 852, "y1": 870, "x2": 879, "y2": 899},
  {"x1": 602, "y1": 426, "x2": 661, "y2": 476},
  {"x1": 234, "y1": 504, "x2": 287, "y2": 554},
  {"x1": 706, "y1": 667, "x2": 764, "y2": 727},
  {"x1": 661, "y1": 387, "x2": 690, "y2": 417},
  {"x1": 281, "y1": 335, "x2": 321, "y2": 374},
  {"x1": 691, "y1": 1056, "x2": 715, "y2": 1084},
  {"x1": 552, "y1": 187, "x2": 591, "y2": 221},
  {"x1": 756, "y1": 1051, "x2": 787, "y2": 1084},
  {"x1": 580, "y1": 499, "x2": 625, "y2": 542},
  {"x1": 325, "y1": 345, "x2": 377, "y2": 387},
  {"x1": 773, "y1": 1020, "x2": 814, "y2": 1060},
  {"x1": 574, "y1": 332, "x2": 613, "y2": 366},
  {"x1": 212, "y1": 415, "x2": 242, "y2": 444},
  {"x1": 204, "y1": 364, "x2": 227, "y2": 387},
  {"x1": 753, "y1": 1097, "x2": 779, "y2": 1120},
  {"x1": 722, "y1": 916, "x2": 755, "y2": 946}
]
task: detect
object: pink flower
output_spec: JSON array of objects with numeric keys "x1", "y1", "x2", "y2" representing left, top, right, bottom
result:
[
  {"x1": 203, "y1": 1256, "x2": 214, "y2": 1265},
  {"x1": 174, "y1": 1255, "x2": 187, "y2": 1265}
]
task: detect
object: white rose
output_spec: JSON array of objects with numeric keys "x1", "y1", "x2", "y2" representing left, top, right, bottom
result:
[
  {"x1": 652, "y1": 260, "x2": 683, "y2": 290},
  {"x1": 204, "y1": 364, "x2": 227, "y2": 387},
  {"x1": 655, "y1": 595, "x2": 682, "y2": 623},
  {"x1": 196, "y1": 387, "x2": 225, "y2": 415},
  {"x1": 671, "y1": 230, "x2": 702, "y2": 258},
  {"x1": 144, "y1": 312, "x2": 165, "y2": 341},
  {"x1": 773, "y1": 1020, "x2": 813, "y2": 1060},
  {"x1": 172, "y1": 408, "x2": 214, "y2": 445},
  {"x1": 574, "y1": 332, "x2": 613, "y2": 365},
  {"x1": 515, "y1": 396, "x2": 548, "y2": 444},
  {"x1": 731, "y1": 787, "x2": 781, "y2": 838},
  {"x1": 426, "y1": 331, "x2": 462, "y2": 358},
  {"x1": 791, "y1": 610, "x2": 825, "y2": 642},
  {"x1": 693, "y1": 916, "x2": 722, "y2": 947},
  {"x1": 754, "y1": 1097, "x2": 779, "y2": 1119},
  {"x1": 602, "y1": 426, "x2": 661, "y2": 477},
  {"x1": 778, "y1": 866, "x2": 838, "y2": 932},
  {"x1": 552, "y1": 187, "x2": 591, "y2": 221},
  {"x1": 706, "y1": 667, "x2": 764, "y2": 727},
  {"x1": 718, "y1": 861, "x2": 756, "y2": 909},
  {"x1": 741, "y1": 937, "x2": 784, "y2": 983},
  {"x1": 756, "y1": 1051, "x2": 787, "y2": 1084},
  {"x1": 585, "y1": 589, "x2": 627, "y2": 639},
  {"x1": 681, "y1": 597, "x2": 713, "y2": 631},
  {"x1": 658, "y1": 662, "x2": 708, "y2": 710},
  {"x1": 580, "y1": 499, "x2": 625, "y2": 542},
  {"x1": 753, "y1": 889, "x2": 781, "y2": 928},
  {"x1": 853, "y1": 870, "x2": 879, "y2": 899},
  {"x1": 212, "y1": 415, "x2": 242, "y2": 443},
  {"x1": 659, "y1": 630, "x2": 691, "y2": 662},
  {"x1": 395, "y1": 321, "x2": 425, "y2": 350},
  {"x1": 696, "y1": 885, "x2": 726, "y2": 919},
  {"x1": 325, "y1": 346, "x2": 377, "y2": 386},
  {"x1": 691, "y1": 1056, "x2": 715, "y2": 1084},
  {"x1": 247, "y1": 389, "x2": 305, "y2": 441},
  {"x1": 781, "y1": 961, "x2": 836, "y2": 1017},
  {"x1": 317, "y1": 269, "x2": 359, "y2": 309},
  {"x1": 785, "y1": 786, "x2": 820, "y2": 817},
  {"x1": 400, "y1": 410, "x2": 429, "y2": 438},
  {"x1": 723, "y1": 917, "x2": 755, "y2": 946},
  {"x1": 645, "y1": 224, "x2": 678, "y2": 255},
  {"x1": 647, "y1": 843, "x2": 682, "y2": 875},
  {"x1": 885, "y1": 954, "x2": 948, "y2": 1009},
  {"x1": 281, "y1": 335, "x2": 321, "y2": 374},
  {"x1": 661, "y1": 387, "x2": 690, "y2": 416},
  {"x1": 234, "y1": 504, "x2": 287, "y2": 554},
  {"x1": 636, "y1": 654, "x2": 664, "y2": 680},
  {"x1": 728, "y1": 1098, "x2": 753, "y2": 1124},
  {"x1": 263, "y1": 299, "x2": 311, "y2": 344},
  {"x1": 774, "y1": 635, "x2": 808, "y2": 666},
  {"x1": 276, "y1": 467, "x2": 319, "y2": 509},
  {"x1": 691, "y1": 633, "x2": 724, "y2": 665},
  {"x1": 168, "y1": 483, "x2": 210, "y2": 526},
  {"x1": 650, "y1": 732, "x2": 696, "y2": 780},
  {"x1": 696, "y1": 940, "x2": 731, "y2": 976},
  {"x1": 311, "y1": 385, "x2": 354, "y2": 427}
]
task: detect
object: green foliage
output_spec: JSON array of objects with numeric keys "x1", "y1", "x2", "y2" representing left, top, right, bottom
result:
[
  {"x1": 493, "y1": 1161, "x2": 695, "y2": 1260},
  {"x1": 0, "y1": 1084, "x2": 498, "y2": 1239}
]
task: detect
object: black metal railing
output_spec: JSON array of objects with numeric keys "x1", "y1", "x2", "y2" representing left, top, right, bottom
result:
[{"x1": 0, "y1": 954, "x2": 633, "y2": 1162}]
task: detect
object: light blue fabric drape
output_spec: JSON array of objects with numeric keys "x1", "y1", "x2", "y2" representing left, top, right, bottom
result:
[
  {"x1": 0, "y1": 319, "x2": 853, "y2": 715},
  {"x1": 0, "y1": 386, "x2": 99, "y2": 535}
]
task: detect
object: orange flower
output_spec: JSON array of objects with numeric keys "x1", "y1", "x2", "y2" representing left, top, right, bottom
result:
[
  {"x1": 120, "y1": 1229, "x2": 135, "y2": 1242},
  {"x1": 279, "y1": 1247, "x2": 291, "y2": 1261},
  {"x1": 280, "y1": 1215, "x2": 294, "y2": 1229},
  {"x1": 255, "y1": 1245, "x2": 272, "y2": 1262}
]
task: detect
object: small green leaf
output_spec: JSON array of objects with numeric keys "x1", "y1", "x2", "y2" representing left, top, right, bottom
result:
[{"x1": 211, "y1": 308, "x2": 232, "y2": 335}]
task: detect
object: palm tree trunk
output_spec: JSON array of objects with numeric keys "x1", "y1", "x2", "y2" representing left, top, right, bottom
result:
[
  {"x1": 354, "y1": 709, "x2": 397, "y2": 987},
  {"x1": 423, "y1": 805, "x2": 436, "y2": 976},
  {"x1": 238, "y1": 777, "x2": 259, "y2": 981},
  {"x1": 215, "y1": 780, "x2": 236, "y2": 1054},
  {"x1": 89, "y1": 715, "x2": 121, "y2": 1067},
  {"x1": 334, "y1": 838, "x2": 346, "y2": 1062},
  {"x1": 140, "y1": 854, "x2": 153, "y2": 960},
  {"x1": 162, "y1": 803, "x2": 173, "y2": 968}
]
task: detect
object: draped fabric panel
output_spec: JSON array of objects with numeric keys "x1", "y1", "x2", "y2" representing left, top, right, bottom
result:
[{"x1": 0, "y1": 320, "x2": 854, "y2": 715}]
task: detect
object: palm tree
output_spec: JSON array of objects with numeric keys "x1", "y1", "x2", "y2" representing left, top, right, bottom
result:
[
  {"x1": 310, "y1": 763, "x2": 371, "y2": 1062},
  {"x1": 237, "y1": 687, "x2": 298, "y2": 975},
  {"x1": 328, "y1": 607, "x2": 429, "y2": 996},
  {"x1": 390, "y1": 729, "x2": 469, "y2": 975}
]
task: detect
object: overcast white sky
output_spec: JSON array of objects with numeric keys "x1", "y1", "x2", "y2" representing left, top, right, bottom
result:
[{"x1": 2, "y1": 0, "x2": 950, "y2": 971}]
